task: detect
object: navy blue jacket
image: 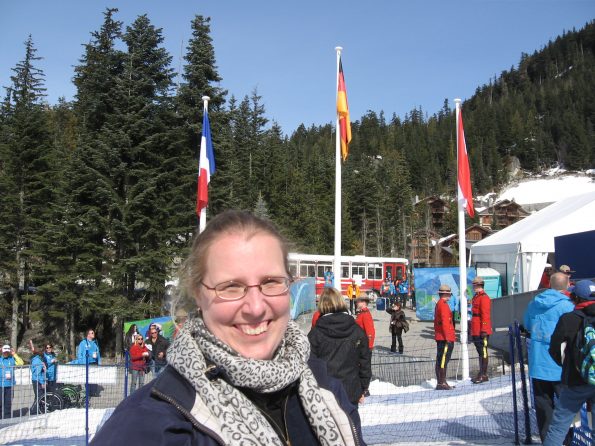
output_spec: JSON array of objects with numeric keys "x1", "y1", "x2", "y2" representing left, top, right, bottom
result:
[{"x1": 91, "y1": 357, "x2": 366, "y2": 445}]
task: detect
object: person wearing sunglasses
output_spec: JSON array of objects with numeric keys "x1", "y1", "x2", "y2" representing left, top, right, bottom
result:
[
  {"x1": 42, "y1": 343, "x2": 58, "y2": 393},
  {"x1": 128, "y1": 336, "x2": 150, "y2": 394},
  {"x1": 92, "y1": 210, "x2": 365, "y2": 445},
  {"x1": 145, "y1": 325, "x2": 169, "y2": 376}
]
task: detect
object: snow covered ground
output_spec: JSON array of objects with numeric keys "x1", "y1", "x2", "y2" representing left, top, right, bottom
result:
[{"x1": 0, "y1": 374, "x2": 528, "y2": 446}]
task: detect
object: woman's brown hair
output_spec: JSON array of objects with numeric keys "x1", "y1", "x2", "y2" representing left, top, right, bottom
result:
[{"x1": 318, "y1": 287, "x2": 348, "y2": 315}]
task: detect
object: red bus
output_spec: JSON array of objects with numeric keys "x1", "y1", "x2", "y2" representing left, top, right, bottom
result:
[{"x1": 288, "y1": 253, "x2": 409, "y2": 299}]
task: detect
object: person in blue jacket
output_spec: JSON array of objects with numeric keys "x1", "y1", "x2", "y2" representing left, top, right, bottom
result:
[
  {"x1": 43, "y1": 343, "x2": 58, "y2": 393},
  {"x1": 1, "y1": 344, "x2": 24, "y2": 419},
  {"x1": 523, "y1": 272, "x2": 574, "y2": 442},
  {"x1": 398, "y1": 278, "x2": 409, "y2": 307},
  {"x1": 76, "y1": 329, "x2": 101, "y2": 365},
  {"x1": 72, "y1": 329, "x2": 101, "y2": 397},
  {"x1": 30, "y1": 351, "x2": 46, "y2": 415},
  {"x1": 91, "y1": 210, "x2": 366, "y2": 445}
]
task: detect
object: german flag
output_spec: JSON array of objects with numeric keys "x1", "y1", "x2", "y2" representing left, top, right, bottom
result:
[{"x1": 337, "y1": 58, "x2": 351, "y2": 161}]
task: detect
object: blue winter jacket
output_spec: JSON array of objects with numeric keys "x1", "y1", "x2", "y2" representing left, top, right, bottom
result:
[
  {"x1": 0, "y1": 357, "x2": 17, "y2": 388},
  {"x1": 30, "y1": 355, "x2": 46, "y2": 385},
  {"x1": 73, "y1": 339, "x2": 101, "y2": 365},
  {"x1": 91, "y1": 357, "x2": 366, "y2": 446},
  {"x1": 43, "y1": 352, "x2": 57, "y2": 381},
  {"x1": 398, "y1": 280, "x2": 408, "y2": 294},
  {"x1": 523, "y1": 289, "x2": 574, "y2": 381}
]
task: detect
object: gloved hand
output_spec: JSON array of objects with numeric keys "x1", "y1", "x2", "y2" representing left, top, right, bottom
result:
[{"x1": 480, "y1": 332, "x2": 488, "y2": 339}]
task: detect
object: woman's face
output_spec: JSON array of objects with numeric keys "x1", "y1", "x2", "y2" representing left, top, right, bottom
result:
[{"x1": 196, "y1": 232, "x2": 290, "y2": 360}]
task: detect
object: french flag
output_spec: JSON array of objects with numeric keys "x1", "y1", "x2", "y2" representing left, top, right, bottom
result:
[
  {"x1": 457, "y1": 107, "x2": 475, "y2": 217},
  {"x1": 196, "y1": 107, "x2": 215, "y2": 217}
]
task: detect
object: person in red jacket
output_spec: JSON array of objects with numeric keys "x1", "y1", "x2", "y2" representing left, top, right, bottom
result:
[
  {"x1": 471, "y1": 276, "x2": 493, "y2": 384},
  {"x1": 355, "y1": 296, "x2": 375, "y2": 349},
  {"x1": 434, "y1": 284, "x2": 456, "y2": 390},
  {"x1": 129, "y1": 335, "x2": 151, "y2": 394},
  {"x1": 311, "y1": 310, "x2": 321, "y2": 328}
]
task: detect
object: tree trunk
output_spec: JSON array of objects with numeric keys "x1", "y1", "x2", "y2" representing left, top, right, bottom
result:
[
  {"x1": 10, "y1": 286, "x2": 18, "y2": 348},
  {"x1": 114, "y1": 315, "x2": 122, "y2": 362},
  {"x1": 69, "y1": 310, "x2": 75, "y2": 359}
]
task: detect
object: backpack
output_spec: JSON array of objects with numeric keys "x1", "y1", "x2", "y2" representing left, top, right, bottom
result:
[{"x1": 573, "y1": 310, "x2": 595, "y2": 386}]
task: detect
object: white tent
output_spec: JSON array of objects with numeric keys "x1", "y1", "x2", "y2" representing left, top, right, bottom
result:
[{"x1": 470, "y1": 191, "x2": 595, "y2": 294}]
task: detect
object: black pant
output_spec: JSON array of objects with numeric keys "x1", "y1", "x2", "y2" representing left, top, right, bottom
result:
[
  {"x1": 531, "y1": 378, "x2": 562, "y2": 442},
  {"x1": 30, "y1": 381, "x2": 43, "y2": 414},
  {"x1": 436, "y1": 341, "x2": 454, "y2": 370},
  {"x1": 46, "y1": 380, "x2": 56, "y2": 394},
  {"x1": 391, "y1": 328, "x2": 404, "y2": 353},
  {"x1": 349, "y1": 299, "x2": 355, "y2": 314},
  {"x1": 1, "y1": 386, "x2": 11, "y2": 419},
  {"x1": 473, "y1": 335, "x2": 489, "y2": 359}
]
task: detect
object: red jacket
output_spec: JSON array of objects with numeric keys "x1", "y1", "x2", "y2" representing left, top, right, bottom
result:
[
  {"x1": 311, "y1": 310, "x2": 321, "y2": 328},
  {"x1": 129, "y1": 343, "x2": 150, "y2": 371},
  {"x1": 471, "y1": 290, "x2": 493, "y2": 337},
  {"x1": 434, "y1": 298, "x2": 455, "y2": 342},
  {"x1": 355, "y1": 307, "x2": 375, "y2": 349}
]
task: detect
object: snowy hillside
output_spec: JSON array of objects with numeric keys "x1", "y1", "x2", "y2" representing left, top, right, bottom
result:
[{"x1": 477, "y1": 169, "x2": 595, "y2": 211}]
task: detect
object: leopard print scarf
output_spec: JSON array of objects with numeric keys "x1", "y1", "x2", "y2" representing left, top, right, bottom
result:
[{"x1": 167, "y1": 317, "x2": 350, "y2": 445}]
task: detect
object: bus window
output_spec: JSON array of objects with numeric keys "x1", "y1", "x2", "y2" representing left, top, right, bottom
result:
[
  {"x1": 352, "y1": 263, "x2": 365, "y2": 278},
  {"x1": 317, "y1": 263, "x2": 333, "y2": 279},
  {"x1": 385, "y1": 266, "x2": 394, "y2": 280},
  {"x1": 367, "y1": 264, "x2": 382, "y2": 280},
  {"x1": 341, "y1": 263, "x2": 349, "y2": 278},
  {"x1": 289, "y1": 261, "x2": 298, "y2": 278},
  {"x1": 300, "y1": 264, "x2": 316, "y2": 278},
  {"x1": 396, "y1": 266, "x2": 404, "y2": 280}
]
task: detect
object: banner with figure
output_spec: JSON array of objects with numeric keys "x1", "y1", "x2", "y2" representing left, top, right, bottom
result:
[
  {"x1": 414, "y1": 267, "x2": 477, "y2": 321},
  {"x1": 124, "y1": 316, "x2": 175, "y2": 341}
]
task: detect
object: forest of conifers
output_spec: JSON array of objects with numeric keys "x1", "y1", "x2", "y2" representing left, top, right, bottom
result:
[{"x1": 0, "y1": 8, "x2": 593, "y2": 355}]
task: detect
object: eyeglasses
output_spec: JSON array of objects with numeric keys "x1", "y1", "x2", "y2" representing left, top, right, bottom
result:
[
  {"x1": 201, "y1": 277, "x2": 291, "y2": 301},
  {"x1": 45, "y1": 346, "x2": 52, "y2": 350}
]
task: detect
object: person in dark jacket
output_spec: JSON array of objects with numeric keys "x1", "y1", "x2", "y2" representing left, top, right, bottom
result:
[
  {"x1": 544, "y1": 280, "x2": 595, "y2": 446},
  {"x1": 386, "y1": 302, "x2": 408, "y2": 354},
  {"x1": 308, "y1": 287, "x2": 372, "y2": 406},
  {"x1": 92, "y1": 210, "x2": 365, "y2": 446},
  {"x1": 145, "y1": 326, "x2": 169, "y2": 375}
]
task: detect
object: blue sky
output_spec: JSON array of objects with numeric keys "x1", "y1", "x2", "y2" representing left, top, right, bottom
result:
[{"x1": 1, "y1": 1, "x2": 593, "y2": 134}]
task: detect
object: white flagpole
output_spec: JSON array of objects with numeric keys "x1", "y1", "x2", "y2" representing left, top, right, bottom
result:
[
  {"x1": 455, "y1": 98, "x2": 470, "y2": 380},
  {"x1": 199, "y1": 95, "x2": 210, "y2": 234},
  {"x1": 334, "y1": 47, "x2": 343, "y2": 291}
]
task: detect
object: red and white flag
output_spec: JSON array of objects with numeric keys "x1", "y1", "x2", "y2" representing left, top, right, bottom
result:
[
  {"x1": 196, "y1": 107, "x2": 215, "y2": 218},
  {"x1": 457, "y1": 107, "x2": 475, "y2": 217}
]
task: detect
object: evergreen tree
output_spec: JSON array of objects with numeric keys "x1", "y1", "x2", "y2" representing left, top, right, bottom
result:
[
  {"x1": 0, "y1": 36, "x2": 53, "y2": 346},
  {"x1": 177, "y1": 15, "x2": 228, "y2": 220}
]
